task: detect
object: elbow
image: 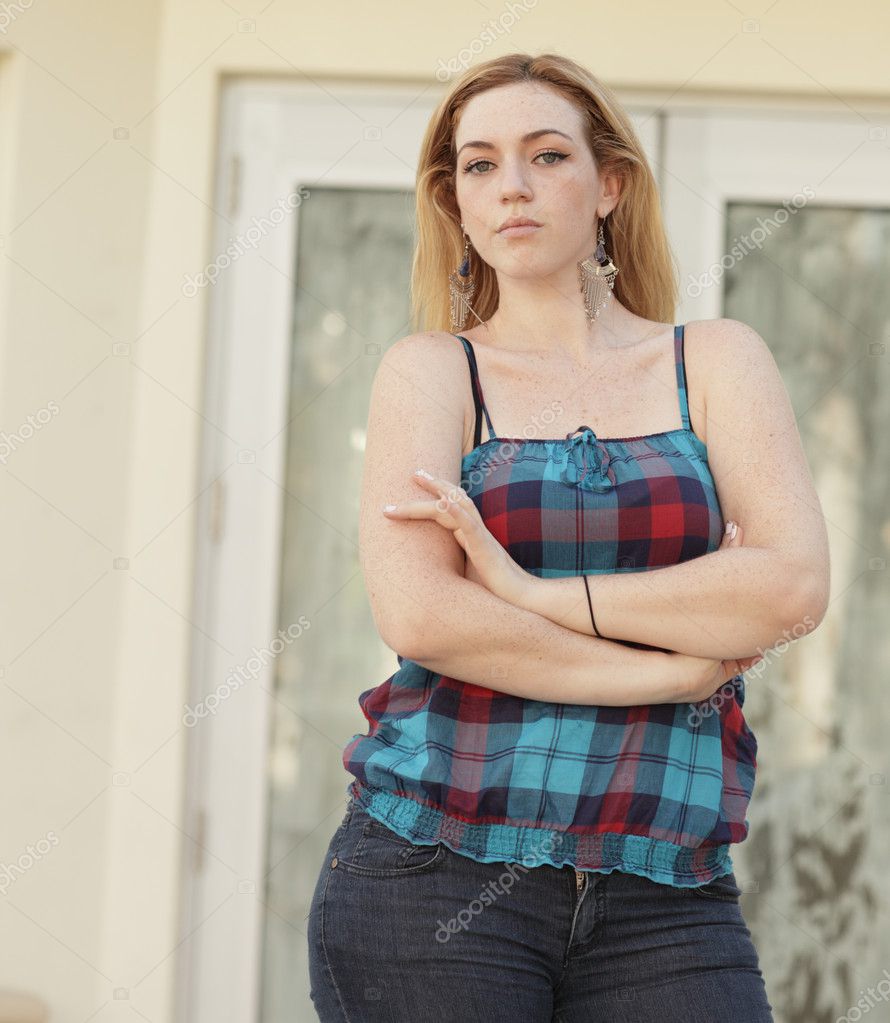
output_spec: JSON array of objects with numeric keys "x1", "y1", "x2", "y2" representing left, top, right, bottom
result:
[
  {"x1": 378, "y1": 617, "x2": 422, "y2": 664},
  {"x1": 378, "y1": 605, "x2": 440, "y2": 664},
  {"x1": 387, "y1": 588, "x2": 472, "y2": 663},
  {"x1": 784, "y1": 562, "x2": 830, "y2": 637},
  {"x1": 372, "y1": 573, "x2": 469, "y2": 663},
  {"x1": 388, "y1": 629, "x2": 427, "y2": 665}
]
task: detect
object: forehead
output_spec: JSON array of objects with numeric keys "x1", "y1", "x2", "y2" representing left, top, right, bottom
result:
[{"x1": 455, "y1": 82, "x2": 583, "y2": 142}]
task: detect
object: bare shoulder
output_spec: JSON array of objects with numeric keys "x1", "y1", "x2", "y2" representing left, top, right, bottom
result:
[
  {"x1": 683, "y1": 318, "x2": 781, "y2": 440},
  {"x1": 386, "y1": 329, "x2": 470, "y2": 362},
  {"x1": 377, "y1": 330, "x2": 473, "y2": 445},
  {"x1": 377, "y1": 330, "x2": 473, "y2": 400},
  {"x1": 684, "y1": 317, "x2": 777, "y2": 375}
]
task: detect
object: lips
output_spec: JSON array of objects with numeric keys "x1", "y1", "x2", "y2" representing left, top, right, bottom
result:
[{"x1": 498, "y1": 218, "x2": 542, "y2": 232}]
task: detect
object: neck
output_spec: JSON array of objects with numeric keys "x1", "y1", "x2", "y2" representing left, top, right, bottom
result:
[{"x1": 479, "y1": 294, "x2": 643, "y2": 361}]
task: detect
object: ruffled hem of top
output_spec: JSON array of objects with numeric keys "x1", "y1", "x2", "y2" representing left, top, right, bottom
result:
[{"x1": 348, "y1": 781, "x2": 735, "y2": 889}]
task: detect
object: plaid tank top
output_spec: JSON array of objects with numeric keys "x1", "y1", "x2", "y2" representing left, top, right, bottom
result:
[{"x1": 342, "y1": 324, "x2": 758, "y2": 888}]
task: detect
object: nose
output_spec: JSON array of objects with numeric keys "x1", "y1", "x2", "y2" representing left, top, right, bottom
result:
[{"x1": 499, "y1": 157, "x2": 533, "y2": 203}]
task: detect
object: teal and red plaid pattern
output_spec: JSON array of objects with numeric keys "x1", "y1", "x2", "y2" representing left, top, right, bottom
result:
[{"x1": 342, "y1": 325, "x2": 757, "y2": 887}]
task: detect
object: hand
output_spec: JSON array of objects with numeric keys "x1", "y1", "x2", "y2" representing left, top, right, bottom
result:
[
  {"x1": 382, "y1": 469, "x2": 531, "y2": 606},
  {"x1": 664, "y1": 519, "x2": 765, "y2": 703},
  {"x1": 666, "y1": 648, "x2": 764, "y2": 704}
]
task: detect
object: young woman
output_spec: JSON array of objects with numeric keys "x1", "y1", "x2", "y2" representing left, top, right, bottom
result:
[{"x1": 308, "y1": 52, "x2": 830, "y2": 1021}]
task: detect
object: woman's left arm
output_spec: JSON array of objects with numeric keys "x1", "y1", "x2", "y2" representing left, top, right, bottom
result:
[{"x1": 520, "y1": 319, "x2": 831, "y2": 659}]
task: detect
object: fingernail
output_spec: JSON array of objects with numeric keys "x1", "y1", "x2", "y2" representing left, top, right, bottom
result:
[
  {"x1": 730, "y1": 522, "x2": 738, "y2": 540},
  {"x1": 725, "y1": 521, "x2": 733, "y2": 534},
  {"x1": 414, "y1": 468, "x2": 433, "y2": 479},
  {"x1": 382, "y1": 504, "x2": 396, "y2": 512}
]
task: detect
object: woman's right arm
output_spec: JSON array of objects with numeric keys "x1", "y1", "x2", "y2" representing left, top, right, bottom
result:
[
  {"x1": 359, "y1": 333, "x2": 735, "y2": 708},
  {"x1": 407, "y1": 573, "x2": 680, "y2": 705}
]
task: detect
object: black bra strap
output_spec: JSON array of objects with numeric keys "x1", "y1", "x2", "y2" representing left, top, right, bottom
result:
[
  {"x1": 454, "y1": 335, "x2": 496, "y2": 446},
  {"x1": 674, "y1": 324, "x2": 692, "y2": 431}
]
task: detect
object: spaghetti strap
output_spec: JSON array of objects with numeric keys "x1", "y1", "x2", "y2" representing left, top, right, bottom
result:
[
  {"x1": 453, "y1": 334, "x2": 497, "y2": 446},
  {"x1": 674, "y1": 324, "x2": 692, "y2": 431}
]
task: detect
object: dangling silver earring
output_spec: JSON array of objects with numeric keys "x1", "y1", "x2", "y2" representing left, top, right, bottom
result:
[
  {"x1": 577, "y1": 216, "x2": 619, "y2": 323},
  {"x1": 448, "y1": 223, "x2": 476, "y2": 332}
]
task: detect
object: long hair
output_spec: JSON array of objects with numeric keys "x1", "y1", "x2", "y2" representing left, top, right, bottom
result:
[{"x1": 410, "y1": 52, "x2": 679, "y2": 333}]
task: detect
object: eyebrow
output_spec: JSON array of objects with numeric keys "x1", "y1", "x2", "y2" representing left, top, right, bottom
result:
[{"x1": 456, "y1": 128, "x2": 574, "y2": 159}]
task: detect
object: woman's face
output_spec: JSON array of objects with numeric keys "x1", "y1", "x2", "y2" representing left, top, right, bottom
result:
[{"x1": 453, "y1": 81, "x2": 615, "y2": 281}]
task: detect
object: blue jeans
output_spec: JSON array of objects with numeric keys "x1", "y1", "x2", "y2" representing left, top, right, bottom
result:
[{"x1": 307, "y1": 795, "x2": 774, "y2": 1021}]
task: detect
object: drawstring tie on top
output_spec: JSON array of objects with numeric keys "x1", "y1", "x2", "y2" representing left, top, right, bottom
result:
[{"x1": 559, "y1": 425, "x2": 614, "y2": 492}]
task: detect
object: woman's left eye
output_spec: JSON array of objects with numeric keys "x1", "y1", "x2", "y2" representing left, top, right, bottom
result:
[{"x1": 537, "y1": 150, "x2": 568, "y2": 165}]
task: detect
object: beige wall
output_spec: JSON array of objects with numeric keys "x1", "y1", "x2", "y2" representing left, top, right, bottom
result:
[{"x1": 0, "y1": 1, "x2": 887, "y2": 1019}]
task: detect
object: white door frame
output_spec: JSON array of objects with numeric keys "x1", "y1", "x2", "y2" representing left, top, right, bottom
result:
[{"x1": 662, "y1": 105, "x2": 890, "y2": 322}]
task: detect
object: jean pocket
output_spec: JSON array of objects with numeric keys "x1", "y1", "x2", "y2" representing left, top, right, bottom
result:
[
  {"x1": 690, "y1": 870, "x2": 741, "y2": 902},
  {"x1": 333, "y1": 807, "x2": 445, "y2": 878}
]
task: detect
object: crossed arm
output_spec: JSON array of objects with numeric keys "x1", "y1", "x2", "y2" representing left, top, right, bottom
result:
[
  {"x1": 514, "y1": 541, "x2": 814, "y2": 661},
  {"x1": 490, "y1": 321, "x2": 831, "y2": 659},
  {"x1": 360, "y1": 333, "x2": 682, "y2": 706}
]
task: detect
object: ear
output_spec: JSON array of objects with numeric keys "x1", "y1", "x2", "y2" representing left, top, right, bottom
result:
[{"x1": 599, "y1": 170, "x2": 623, "y2": 211}]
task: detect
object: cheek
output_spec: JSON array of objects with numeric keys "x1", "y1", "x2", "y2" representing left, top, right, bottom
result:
[
  {"x1": 456, "y1": 185, "x2": 491, "y2": 224},
  {"x1": 548, "y1": 193, "x2": 595, "y2": 231}
]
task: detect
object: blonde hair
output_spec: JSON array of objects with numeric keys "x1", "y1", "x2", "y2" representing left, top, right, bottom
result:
[{"x1": 410, "y1": 52, "x2": 679, "y2": 333}]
